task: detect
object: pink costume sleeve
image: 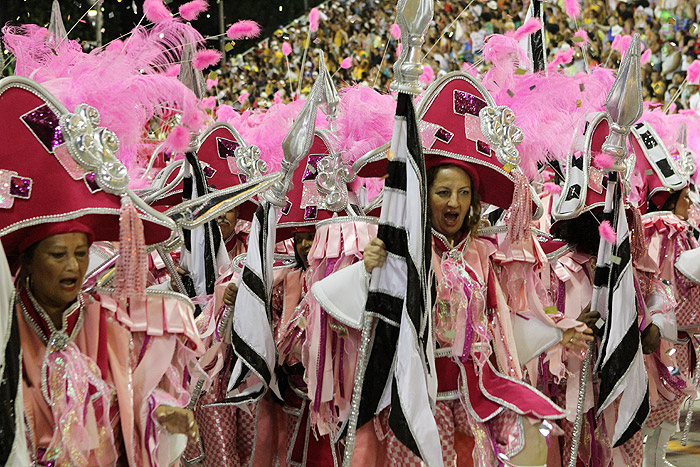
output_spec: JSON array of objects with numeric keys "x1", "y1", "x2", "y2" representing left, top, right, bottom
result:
[
  {"x1": 639, "y1": 213, "x2": 695, "y2": 408},
  {"x1": 491, "y1": 233, "x2": 586, "y2": 383},
  {"x1": 102, "y1": 293, "x2": 203, "y2": 466}
]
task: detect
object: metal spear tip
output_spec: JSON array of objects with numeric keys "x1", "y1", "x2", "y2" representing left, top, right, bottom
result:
[
  {"x1": 676, "y1": 122, "x2": 687, "y2": 147},
  {"x1": 397, "y1": 0, "x2": 433, "y2": 36},
  {"x1": 391, "y1": 0, "x2": 434, "y2": 94},
  {"x1": 266, "y1": 76, "x2": 323, "y2": 205},
  {"x1": 318, "y1": 52, "x2": 340, "y2": 126},
  {"x1": 605, "y1": 34, "x2": 643, "y2": 129},
  {"x1": 48, "y1": 0, "x2": 68, "y2": 43},
  {"x1": 602, "y1": 34, "x2": 643, "y2": 170}
]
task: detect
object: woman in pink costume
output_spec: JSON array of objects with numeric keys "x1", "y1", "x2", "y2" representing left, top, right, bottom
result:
[
  {"x1": 355, "y1": 72, "x2": 590, "y2": 467},
  {"x1": 638, "y1": 184, "x2": 698, "y2": 467},
  {"x1": 0, "y1": 77, "x2": 203, "y2": 466}
]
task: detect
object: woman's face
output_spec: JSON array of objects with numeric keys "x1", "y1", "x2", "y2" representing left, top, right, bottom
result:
[
  {"x1": 428, "y1": 166, "x2": 473, "y2": 243},
  {"x1": 294, "y1": 231, "x2": 315, "y2": 269},
  {"x1": 26, "y1": 233, "x2": 90, "y2": 312},
  {"x1": 673, "y1": 187, "x2": 691, "y2": 221}
]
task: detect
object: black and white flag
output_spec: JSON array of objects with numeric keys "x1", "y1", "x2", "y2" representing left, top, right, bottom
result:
[
  {"x1": 179, "y1": 152, "x2": 229, "y2": 299},
  {"x1": 522, "y1": 0, "x2": 547, "y2": 73},
  {"x1": 222, "y1": 202, "x2": 278, "y2": 404},
  {"x1": 355, "y1": 93, "x2": 442, "y2": 465},
  {"x1": 594, "y1": 176, "x2": 649, "y2": 447}
]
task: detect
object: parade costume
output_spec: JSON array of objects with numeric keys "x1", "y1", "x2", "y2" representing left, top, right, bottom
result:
[
  {"x1": 322, "y1": 71, "x2": 568, "y2": 466},
  {"x1": 0, "y1": 76, "x2": 204, "y2": 466}
]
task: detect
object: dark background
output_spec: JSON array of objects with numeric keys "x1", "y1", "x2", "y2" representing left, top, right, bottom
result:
[{"x1": 1, "y1": 0, "x2": 325, "y2": 54}]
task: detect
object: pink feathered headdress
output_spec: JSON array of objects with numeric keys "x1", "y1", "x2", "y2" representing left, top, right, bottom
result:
[{"x1": 2, "y1": 19, "x2": 209, "y2": 186}]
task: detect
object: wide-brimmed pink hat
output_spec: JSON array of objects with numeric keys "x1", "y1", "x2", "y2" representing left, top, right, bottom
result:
[
  {"x1": 629, "y1": 121, "x2": 687, "y2": 214},
  {"x1": 552, "y1": 111, "x2": 611, "y2": 224},
  {"x1": 355, "y1": 71, "x2": 540, "y2": 217},
  {"x1": 0, "y1": 77, "x2": 173, "y2": 257}
]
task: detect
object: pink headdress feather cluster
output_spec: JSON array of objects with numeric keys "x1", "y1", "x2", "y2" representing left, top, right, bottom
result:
[
  {"x1": 143, "y1": 0, "x2": 172, "y2": 23},
  {"x1": 564, "y1": 0, "x2": 582, "y2": 19},
  {"x1": 222, "y1": 99, "x2": 329, "y2": 172},
  {"x1": 226, "y1": 20, "x2": 262, "y2": 40},
  {"x1": 179, "y1": 0, "x2": 209, "y2": 21},
  {"x1": 2, "y1": 18, "x2": 208, "y2": 184},
  {"x1": 491, "y1": 67, "x2": 615, "y2": 179},
  {"x1": 309, "y1": 8, "x2": 321, "y2": 33},
  {"x1": 481, "y1": 18, "x2": 541, "y2": 94},
  {"x1": 334, "y1": 86, "x2": 394, "y2": 199}
]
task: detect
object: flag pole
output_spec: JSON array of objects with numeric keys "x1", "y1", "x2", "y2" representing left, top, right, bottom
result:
[
  {"x1": 567, "y1": 34, "x2": 643, "y2": 466},
  {"x1": 341, "y1": 1, "x2": 432, "y2": 465}
]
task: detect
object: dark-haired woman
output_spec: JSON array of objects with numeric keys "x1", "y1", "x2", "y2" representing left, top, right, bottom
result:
[
  {"x1": 639, "y1": 187, "x2": 699, "y2": 467},
  {"x1": 363, "y1": 162, "x2": 589, "y2": 466}
]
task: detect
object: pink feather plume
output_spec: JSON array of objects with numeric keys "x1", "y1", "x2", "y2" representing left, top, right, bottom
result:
[
  {"x1": 143, "y1": 0, "x2": 172, "y2": 23},
  {"x1": 599, "y1": 221, "x2": 617, "y2": 244},
  {"x1": 564, "y1": 0, "x2": 581, "y2": 19},
  {"x1": 335, "y1": 86, "x2": 395, "y2": 200},
  {"x1": 201, "y1": 96, "x2": 216, "y2": 109},
  {"x1": 419, "y1": 65, "x2": 434, "y2": 84},
  {"x1": 192, "y1": 48, "x2": 221, "y2": 70},
  {"x1": 687, "y1": 60, "x2": 700, "y2": 85},
  {"x1": 594, "y1": 152, "x2": 616, "y2": 169},
  {"x1": 164, "y1": 125, "x2": 191, "y2": 155},
  {"x1": 491, "y1": 67, "x2": 615, "y2": 178},
  {"x1": 273, "y1": 90, "x2": 282, "y2": 104},
  {"x1": 573, "y1": 29, "x2": 589, "y2": 47},
  {"x1": 238, "y1": 91, "x2": 250, "y2": 105},
  {"x1": 216, "y1": 104, "x2": 236, "y2": 123},
  {"x1": 2, "y1": 20, "x2": 209, "y2": 182},
  {"x1": 340, "y1": 57, "x2": 353, "y2": 69},
  {"x1": 282, "y1": 41, "x2": 292, "y2": 56},
  {"x1": 611, "y1": 34, "x2": 622, "y2": 51},
  {"x1": 309, "y1": 8, "x2": 320, "y2": 33},
  {"x1": 390, "y1": 23, "x2": 401, "y2": 40},
  {"x1": 510, "y1": 17, "x2": 542, "y2": 42},
  {"x1": 226, "y1": 20, "x2": 261, "y2": 40},
  {"x1": 179, "y1": 0, "x2": 208, "y2": 21},
  {"x1": 543, "y1": 182, "x2": 562, "y2": 195},
  {"x1": 206, "y1": 77, "x2": 218, "y2": 90},
  {"x1": 641, "y1": 49, "x2": 652, "y2": 65},
  {"x1": 548, "y1": 47, "x2": 574, "y2": 71},
  {"x1": 396, "y1": 42, "x2": 402, "y2": 57}
]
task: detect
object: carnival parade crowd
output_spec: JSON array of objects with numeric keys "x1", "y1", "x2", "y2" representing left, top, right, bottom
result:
[{"x1": 3, "y1": 0, "x2": 700, "y2": 466}]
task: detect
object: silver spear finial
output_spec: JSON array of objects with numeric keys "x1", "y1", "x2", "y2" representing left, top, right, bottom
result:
[
  {"x1": 48, "y1": 0, "x2": 68, "y2": 43},
  {"x1": 390, "y1": 0, "x2": 433, "y2": 95},
  {"x1": 602, "y1": 34, "x2": 643, "y2": 171},
  {"x1": 179, "y1": 43, "x2": 206, "y2": 100},
  {"x1": 264, "y1": 74, "x2": 324, "y2": 206},
  {"x1": 318, "y1": 51, "x2": 340, "y2": 129}
]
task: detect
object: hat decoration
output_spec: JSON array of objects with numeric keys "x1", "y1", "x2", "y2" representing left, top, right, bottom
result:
[
  {"x1": 143, "y1": 122, "x2": 269, "y2": 214},
  {"x1": 671, "y1": 123, "x2": 697, "y2": 180},
  {"x1": 629, "y1": 120, "x2": 687, "y2": 213},
  {"x1": 0, "y1": 76, "x2": 175, "y2": 257},
  {"x1": 275, "y1": 129, "x2": 359, "y2": 241},
  {"x1": 553, "y1": 111, "x2": 612, "y2": 221}
]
